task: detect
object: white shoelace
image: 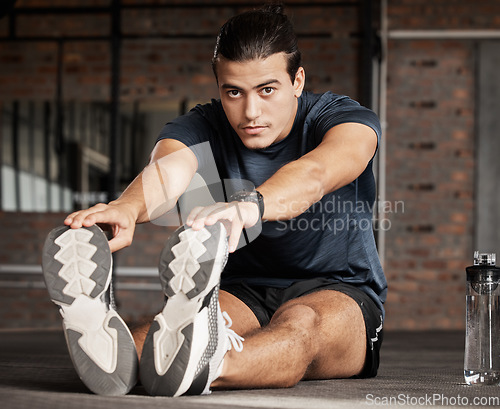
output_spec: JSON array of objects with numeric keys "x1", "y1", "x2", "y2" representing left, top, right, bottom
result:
[{"x1": 222, "y1": 311, "x2": 245, "y2": 352}]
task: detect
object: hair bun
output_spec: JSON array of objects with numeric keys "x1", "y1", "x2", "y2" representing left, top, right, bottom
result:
[{"x1": 263, "y1": 3, "x2": 284, "y2": 15}]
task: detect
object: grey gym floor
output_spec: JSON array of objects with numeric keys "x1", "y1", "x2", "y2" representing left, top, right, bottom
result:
[{"x1": 1, "y1": 329, "x2": 499, "y2": 409}]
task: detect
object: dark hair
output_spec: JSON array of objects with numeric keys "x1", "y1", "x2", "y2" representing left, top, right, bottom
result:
[{"x1": 212, "y1": 3, "x2": 302, "y2": 84}]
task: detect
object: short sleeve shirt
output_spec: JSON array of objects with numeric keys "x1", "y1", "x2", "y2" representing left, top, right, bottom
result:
[{"x1": 157, "y1": 91, "x2": 387, "y2": 316}]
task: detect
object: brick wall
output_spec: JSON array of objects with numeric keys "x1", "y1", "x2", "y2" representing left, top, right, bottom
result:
[
  {"x1": 388, "y1": 0, "x2": 500, "y2": 30},
  {"x1": 380, "y1": 0, "x2": 499, "y2": 330},
  {"x1": 0, "y1": 0, "x2": 361, "y2": 102},
  {"x1": 1, "y1": 0, "x2": 499, "y2": 330},
  {"x1": 384, "y1": 39, "x2": 475, "y2": 330}
]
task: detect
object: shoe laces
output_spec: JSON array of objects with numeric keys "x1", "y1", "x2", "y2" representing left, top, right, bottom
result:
[{"x1": 222, "y1": 311, "x2": 244, "y2": 352}]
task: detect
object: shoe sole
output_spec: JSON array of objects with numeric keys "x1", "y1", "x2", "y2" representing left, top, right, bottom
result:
[
  {"x1": 140, "y1": 223, "x2": 228, "y2": 396},
  {"x1": 42, "y1": 225, "x2": 138, "y2": 396}
]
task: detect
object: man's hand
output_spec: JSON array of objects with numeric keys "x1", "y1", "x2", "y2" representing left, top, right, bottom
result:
[
  {"x1": 186, "y1": 201, "x2": 260, "y2": 253},
  {"x1": 63, "y1": 201, "x2": 138, "y2": 253}
]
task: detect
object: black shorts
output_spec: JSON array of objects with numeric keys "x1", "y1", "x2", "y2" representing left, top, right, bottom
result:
[{"x1": 220, "y1": 277, "x2": 384, "y2": 378}]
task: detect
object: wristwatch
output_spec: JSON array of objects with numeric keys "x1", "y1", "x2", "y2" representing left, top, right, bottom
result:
[{"x1": 229, "y1": 189, "x2": 265, "y2": 219}]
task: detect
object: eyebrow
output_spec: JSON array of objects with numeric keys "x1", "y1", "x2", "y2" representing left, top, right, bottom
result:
[{"x1": 220, "y1": 79, "x2": 281, "y2": 90}]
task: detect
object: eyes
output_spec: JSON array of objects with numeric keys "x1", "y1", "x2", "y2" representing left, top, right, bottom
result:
[
  {"x1": 261, "y1": 86, "x2": 275, "y2": 96},
  {"x1": 227, "y1": 90, "x2": 241, "y2": 98},
  {"x1": 226, "y1": 86, "x2": 275, "y2": 99}
]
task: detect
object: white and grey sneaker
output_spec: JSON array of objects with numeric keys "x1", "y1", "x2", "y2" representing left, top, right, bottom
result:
[
  {"x1": 140, "y1": 222, "x2": 243, "y2": 396},
  {"x1": 42, "y1": 225, "x2": 138, "y2": 396}
]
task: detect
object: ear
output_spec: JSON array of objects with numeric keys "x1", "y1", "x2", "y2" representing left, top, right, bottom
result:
[{"x1": 293, "y1": 67, "x2": 305, "y2": 98}]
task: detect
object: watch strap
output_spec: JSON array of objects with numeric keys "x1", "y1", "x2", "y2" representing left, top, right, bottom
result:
[{"x1": 229, "y1": 189, "x2": 265, "y2": 219}]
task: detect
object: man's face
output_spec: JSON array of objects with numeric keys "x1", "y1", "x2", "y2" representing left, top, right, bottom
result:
[{"x1": 216, "y1": 53, "x2": 305, "y2": 150}]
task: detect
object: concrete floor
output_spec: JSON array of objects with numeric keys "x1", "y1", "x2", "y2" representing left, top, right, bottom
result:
[{"x1": 1, "y1": 329, "x2": 499, "y2": 409}]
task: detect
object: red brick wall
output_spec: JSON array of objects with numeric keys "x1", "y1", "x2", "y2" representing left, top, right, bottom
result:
[
  {"x1": 1, "y1": 0, "x2": 499, "y2": 330},
  {"x1": 384, "y1": 39, "x2": 475, "y2": 330},
  {"x1": 388, "y1": 0, "x2": 500, "y2": 30},
  {"x1": 0, "y1": 0, "x2": 361, "y2": 102},
  {"x1": 380, "y1": 0, "x2": 499, "y2": 330}
]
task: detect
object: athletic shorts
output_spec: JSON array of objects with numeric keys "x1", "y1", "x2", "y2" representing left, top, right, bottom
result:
[{"x1": 220, "y1": 277, "x2": 384, "y2": 378}]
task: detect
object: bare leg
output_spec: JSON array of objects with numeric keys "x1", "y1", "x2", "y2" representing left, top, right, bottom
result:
[
  {"x1": 130, "y1": 317, "x2": 154, "y2": 359},
  {"x1": 212, "y1": 290, "x2": 366, "y2": 389},
  {"x1": 131, "y1": 290, "x2": 260, "y2": 359},
  {"x1": 218, "y1": 290, "x2": 261, "y2": 336}
]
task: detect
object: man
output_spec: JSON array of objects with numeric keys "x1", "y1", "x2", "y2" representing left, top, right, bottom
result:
[{"x1": 42, "y1": 4, "x2": 387, "y2": 397}]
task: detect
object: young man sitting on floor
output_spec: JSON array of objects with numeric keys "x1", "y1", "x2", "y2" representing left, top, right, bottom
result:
[{"x1": 42, "y1": 4, "x2": 387, "y2": 396}]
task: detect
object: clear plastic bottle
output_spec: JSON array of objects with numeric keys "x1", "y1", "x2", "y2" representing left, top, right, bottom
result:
[{"x1": 464, "y1": 251, "x2": 500, "y2": 385}]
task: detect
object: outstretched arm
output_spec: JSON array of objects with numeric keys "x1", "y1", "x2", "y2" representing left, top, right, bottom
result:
[
  {"x1": 64, "y1": 138, "x2": 198, "y2": 252},
  {"x1": 258, "y1": 122, "x2": 377, "y2": 220},
  {"x1": 187, "y1": 122, "x2": 377, "y2": 251}
]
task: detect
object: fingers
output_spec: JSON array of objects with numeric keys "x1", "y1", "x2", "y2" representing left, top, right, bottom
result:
[
  {"x1": 185, "y1": 206, "x2": 212, "y2": 230},
  {"x1": 107, "y1": 229, "x2": 135, "y2": 253},
  {"x1": 64, "y1": 203, "x2": 108, "y2": 228},
  {"x1": 186, "y1": 204, "x2": 233, "y2": 230},
  {"x1": 63, "y1": 203, "x2": 136, "y2": 253},
  {"x1": 186, "y1": 202, "x2": 251, "y2": 253},
  {"x1": 227, "y1": 215, "x2": 244, "y2": 253},
  {"x1": 186, "y1": 204, "x2": 230, "y2": 229}
]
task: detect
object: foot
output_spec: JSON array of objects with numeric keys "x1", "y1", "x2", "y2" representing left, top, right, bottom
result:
[
  {"x1": 42, "y1": 225, "x2": 138, "y2": 396},
  {"x1": 140, "y1": 222, "x2": 234, "y2": 396}
]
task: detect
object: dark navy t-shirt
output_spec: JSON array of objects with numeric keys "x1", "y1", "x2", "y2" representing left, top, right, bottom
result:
[{"x1": 157, "y1": 91, "x2": 387, "y2": 316}]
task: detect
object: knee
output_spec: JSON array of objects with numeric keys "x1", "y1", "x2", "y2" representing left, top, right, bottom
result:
[
  {"x1": 275, "y1": 304, "x2": 319, "y2": 346},
  {"x1": 272, "y1": 303, "x2": 319, "y2": 332},
  {"x1": 267, "y1": 304, "x2": 321, "y2": 387},
  {"x1": 278, "y1": 304, "x2": 321, "y2": 359}
]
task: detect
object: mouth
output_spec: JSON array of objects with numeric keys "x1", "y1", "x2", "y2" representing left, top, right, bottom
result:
[{"x1": 241, "y1": 125, "x2": 268, "y2": 136}]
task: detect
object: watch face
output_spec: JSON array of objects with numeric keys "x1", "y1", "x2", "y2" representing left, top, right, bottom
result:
[{"x1": 231, "y1": 190, "x2": 256, "y2": 201}]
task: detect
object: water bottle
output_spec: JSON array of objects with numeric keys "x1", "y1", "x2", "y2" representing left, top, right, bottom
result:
[{"x1": 464, "y1": 251, "x2": 500, "y2": 385}]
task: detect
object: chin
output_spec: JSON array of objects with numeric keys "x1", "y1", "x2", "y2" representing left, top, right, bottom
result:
[
  {"x1": 242, "y1": 139, "x2": 273, "y2": 151},
  {"x1": 239, "y1": 134, "x2": 276, "y2": 151}
]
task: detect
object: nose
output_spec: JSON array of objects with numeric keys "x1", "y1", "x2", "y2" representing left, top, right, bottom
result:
[{"x1": 244, "y1": 94, "x2": 261, "y2": 121}]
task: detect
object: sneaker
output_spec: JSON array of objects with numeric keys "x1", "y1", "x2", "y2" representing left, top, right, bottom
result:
[
  {"x1": 140, "y1": 222, "x2": 242, "y2": 396},
  {"x1": 42, "y1": 225, "x2": 138, "y2": 396}
]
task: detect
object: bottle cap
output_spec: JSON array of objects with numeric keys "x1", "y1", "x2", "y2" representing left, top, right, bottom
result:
[{"x1": 473, "y1": 251, "x2": 496, "y2": 266}]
